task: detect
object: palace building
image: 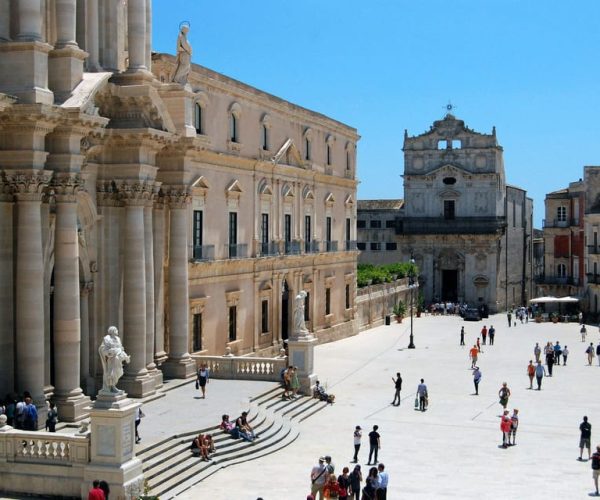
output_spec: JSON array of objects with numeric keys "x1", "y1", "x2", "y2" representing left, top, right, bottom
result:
[{"x1": 0, "y1": 0, "x2": 359, "y2": 424}]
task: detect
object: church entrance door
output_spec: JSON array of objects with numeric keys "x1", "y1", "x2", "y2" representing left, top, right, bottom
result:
[{"x1": 441, "y1": 270, "x2": 458, "y2": 302}]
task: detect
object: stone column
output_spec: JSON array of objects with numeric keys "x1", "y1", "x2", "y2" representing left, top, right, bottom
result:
[
  {"x1": 153, "y1": 202, "x2": 167, "y2": 366},
  {"x1": 0, "y1": 181, "x2": 14, "y2": 397},
  {"x1": 55, "y1": 0, "x2": 77, "y2": 48},
  {"x1": 16, "y1": 0, "x2": 43, "y2": 41},
  {"x1": 0, "y1": 0, "x2": 10, "y2": 41},
  {"x1": 86, "y1": 0, "x2": 100, "y2": 70},
  {"x1": 52, "y1": 174, "x2": 90, "y2": 421},
  {"x1": 8, "y1": 170, "x2": 52, "y2": 428},
  {"x1": 144, "y1": 201, "x2": 161, "y2": 387},
  {"x1": 127, "y1": 0, "x2": 147, "y2": 71},
  {"x1": 162, "y1": 189, "x2": 195, "y2": 378},
  {"x1": 119, "y1": 186, "x2": 155, "y2": 397},
  {"x1": 145, "y1": 0, "x2": 152, "y2": 70},
  {"x1": 80, "y1": 282, "x2": 92, "y2": 395}
]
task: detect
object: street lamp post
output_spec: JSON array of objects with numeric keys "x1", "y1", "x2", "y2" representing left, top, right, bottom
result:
[{"x1": 408, "y1": 258, "x2": 416, "y2": 349}]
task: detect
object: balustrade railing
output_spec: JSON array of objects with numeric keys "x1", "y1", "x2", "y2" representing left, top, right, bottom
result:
[
  {"x1": 0, "y1": 431, "x2": 89, "y2": 464},
  {"x1": 191, "y1": 354, "x2": 288, "y2": 382}
]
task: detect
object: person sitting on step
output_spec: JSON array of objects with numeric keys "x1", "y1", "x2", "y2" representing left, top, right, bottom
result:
[{"x1": 313, "y1": 381, "x2": 335, "y2": 404}]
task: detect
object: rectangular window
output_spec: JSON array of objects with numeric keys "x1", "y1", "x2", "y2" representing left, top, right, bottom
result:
[
  {"x1": 325, "y1": 288, "x2": 331, "y2": 315},
  {"x1": 284, "y1": 214, "x2": 292, "y2": 243},
  {"x1": 385, "y1": 220, "x2": 396, "y2": 229},
  {"x1": 192, "y1": 313, "x2": 202, "y2": 351},
  {"x1": 194, "y1": 104, "x2": 203, "y2": 134},
  {"x1": 304, "y1": 292, "x2": 310, "y2": 321},
  {"x1": 261, "y1": 300, "x2": 269, "y2": 333},
  {"x1": 345, "y1": 284, "x2": 350, "y2": 309},
  {"x1": 261, "y1": 213, "x2": 269, "y2": 245},
  {"x1": 228, "y1": 305, "x2": 237, "y2": 341},
  {"x1": 345, "y1": 218, "x2": 351, "y2": 242},
  {"x1": 326, "y1": 216, "x2": 332, "y2": 242},
  {"x1": 193, "y1": 210, "x2": 203, "y2": 259},
  {"x1": 386, "y1": 242, "x2": 397, "y2": 251},
  {"x1": 370, "y1": 220, "x2": 381, "y2": 228},
  {"x1": 357, "y1": 220, "x2": 366, "y2": 229},
  {"x1": 357, "y1": 242, "x2": 367, "y2": 250},
  {"x1": 557, "y1": 206, "x2": 567, "y2": 222},
  {"x1": 305, "y1": 138, "x2": 311, "y2": 160},
  {"x1": 370, "y1": 242, "x2": 381, "y2": 251},
  {"x1": 444, "y1": 200, "x2": 455, "y2": 220},
  {"x1": 229, "y1": 212, "x2": 237, "y2": 258},
  {"x1": 346, "y1": 150, "x2": 351, "y2": 171},
  {"x1": 304, "y1": 215, "x2": 311, "y2": 252}
]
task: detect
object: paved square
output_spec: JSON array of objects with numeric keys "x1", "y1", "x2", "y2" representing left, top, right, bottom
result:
[{"x1": 181, "y1": 313, "x2": 600, "y2": 499}]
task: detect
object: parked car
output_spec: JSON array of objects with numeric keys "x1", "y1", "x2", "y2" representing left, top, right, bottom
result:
[{"x1": 464, "y1": 308, "x2": 481, "y2": 321}]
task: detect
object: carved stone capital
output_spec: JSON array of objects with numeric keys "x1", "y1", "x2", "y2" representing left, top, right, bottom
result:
[
  {"x1": 96, "y1": 180, "x2": 121, "y2": 207},
  {"x1": 3, "y1": 169, "x2": 53, "y2": 202},
  {"x1": 117, "y1": 180, "x2": 157, "y2": 206},
  {"x1": 164, "y1": 185, "x2": 191, "y2": 209},
  {"x1": 51, "y1": 172, "x2": 84, "y2": 202}
]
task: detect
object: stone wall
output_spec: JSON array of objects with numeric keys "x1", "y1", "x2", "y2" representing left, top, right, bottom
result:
[{"x1": 355, "y1": 278, "x2": 414, "y2": 331}]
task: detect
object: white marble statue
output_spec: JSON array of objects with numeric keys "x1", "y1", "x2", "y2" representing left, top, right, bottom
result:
[
  {"x1": 172, "y1": 24, "x2": 192, "y2": 85},
  {"x1": 293, "y1": 290, "x2": 309, "y2": 336},
  {"x1": 98, "y1": 326, "x2": 130, "y2": 393}
]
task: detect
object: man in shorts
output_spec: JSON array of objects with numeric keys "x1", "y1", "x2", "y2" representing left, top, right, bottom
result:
[
  {"x1": 469, "y1": 345, "x2": 479, "y2": 369},
  {"x1": 580, "y1": 416, "x2": 592, "y2": 461}
]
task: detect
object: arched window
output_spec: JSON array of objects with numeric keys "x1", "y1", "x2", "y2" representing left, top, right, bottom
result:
[
  {"x1": 325, "y1": 135, "x2": 334, "y2": 166},
  {"x1": 262, "y1": 124, "x2": 268, "y2": 150},
  {"x1": 194, "y1": 103, "x2": 203, "y2": 134},
  {"x1": 230, "y1": 114, "x2": 238, "y2": 142},
  {"x1": 303, "y1": 128, "x2": 313, "y2": 161}
]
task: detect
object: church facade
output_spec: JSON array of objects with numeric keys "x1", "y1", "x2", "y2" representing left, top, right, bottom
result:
[
  {"x1": 0, "y1": 0, "x2": 359, "y2": 424},
  {"x1": 358, "y1": 114, "x2": 533, "y2": 311}
]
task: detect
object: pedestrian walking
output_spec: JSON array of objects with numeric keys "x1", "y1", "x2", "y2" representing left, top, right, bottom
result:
[
  {"x1": 581, "y1": 325, "x2": 588, "y2": 342},
  {"x1": 534, "y1": 343, "x2": 541, "y2": 363},
  {"x1": 417, "y1": 379, "x2": 428, "y2": 411},
  {"x1": 135, "y1": 405, "x2": 144, "y2": 443},
  {"x1": 498, "y1": 382, "x2": 511, "y2": 409},
  {"x1": 507, "y1": 310, "x2": 512, "y2": 327},
  {"x1": 546, "y1": 345, "x2": 555, "y2": 376},
  {"x1": 348, "y1": 465, "x2": 362, "y2": 500},
  {"x1": 376, "y1": 463, "x2": 388, "y2": 500},
  {"x1": 481, "y1": 325, "x2": 488, "y2": 345},
  {"x1": 460, "y1": 326, "x2": 465, "y2": 346},
  {"x1": 563, "y1": 345, "x2": 569, "y2": 366},
  {"x1": 338, "y1": 467, "x2": 351, "y2": 500},
  {"x1": 580, "y1": 416, "x2": 592, "y2": 461},
  {"x1": 510, "y1": 409, "x2": 519, "y2": 445},
  {"x1": 489, "y1": 325, "x2": 495, "y2": 345},
  {"x1": 473, "y1": 366, "x2": 482, "y2": 395},
  {"x1": 352, "y1": 425, "x2": 362, "y2": 463},
  {"x1": 527, "y1": 360, "x2": 535, "y2": 389},
  {"x1": 45, "y1": 401, "x2": 57, "y2": 432},
  {"x1": 591, "y1": 445, "x2": 600, "y2": 496},
  {"x1": 391, "y1": 373, "x2": 402, "y2": 406},
  {"x1": 587, "y1": 343, "x2": 596, "y2": 366},
  {"x1": 310, "y1": 457, "x2": 328, "y2": 500},
  {"x1": 470, "y1": 345, "x2": 479, "y2": 369},
  {"x1": 476, "y1": 337, "x2": 481, "y2": 353},
  {"x1": 554, "y1": 341, "x2": 562, "y2": 365},
  {"x1": 500, "y1": 410, "x2": 512, "y2": 448},
  {"x1": 596, "y1": 344, "x2": 600, "y2": 367},
  {"x1": 535, "y1": 361, "x2": 546, "y2": 390},
  {"x1": 196, "y1": 363, "x2": 210, "y2": 399},
  {"x1": 367, "y1": 425, "x2": 381, "y2": 465}
]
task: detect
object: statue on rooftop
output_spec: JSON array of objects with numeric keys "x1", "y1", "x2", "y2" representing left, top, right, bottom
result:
[{"x1": 172, "y1": 23, "x2": 192, "y2": 85}]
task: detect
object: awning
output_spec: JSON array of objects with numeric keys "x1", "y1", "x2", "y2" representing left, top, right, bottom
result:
[{"x1": 529, "y1": 296, "x2": 580, "y2": 303}]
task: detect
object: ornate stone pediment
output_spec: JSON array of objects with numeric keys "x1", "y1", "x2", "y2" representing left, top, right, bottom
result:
[{"x1": 271, "y1": 138, "x2": 304, "y2": 168}]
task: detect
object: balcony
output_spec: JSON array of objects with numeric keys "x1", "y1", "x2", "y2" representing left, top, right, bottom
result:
[
  {"x1": 345, "y1": 240, "x2": 358, "y2": 251},
  {"x1": 192, "y1": 245, "x2": 215, "y2": 261},
  {"x1": 284, "y1": 240, "x2": 301, "y2": 255},
  {"x1": 588, "y1": 246, "x2": 600, "y2": 255},
  {"x1": 535, "y1": 275, "x2": 580, "y2": 286},
  {"x1": 396, "y1": 217, "x2": 506, "y2": 235},
  {"x1": 587, "y1": 273, "x2": 600, "y2": 285},
  {"x1": 543, "y1": 218, "x2": 580, "y2": 228},
  {"x1": 259, "y1": 241, "x2": 279, "y2": 257},
  {"x1": 324, "y1": 240, "x2": 338, "y2": 252},
  {"x1": 227, "y1": 243, "x2": 248, "y2": 259},
  {"x1": 305, "y1": 240, "x2": 319, "y2": 253}
]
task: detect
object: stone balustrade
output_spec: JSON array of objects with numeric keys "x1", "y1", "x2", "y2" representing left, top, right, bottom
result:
[
  {"x1": 0, "y1": 430, "x2": 90, "y2": 464},
  {"x1": 192, "y1": 354, "x2": 288, "y2": 382}
]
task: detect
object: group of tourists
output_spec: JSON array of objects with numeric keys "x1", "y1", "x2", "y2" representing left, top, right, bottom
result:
[
  {"x1": 219, "y1": 411, "x2": 258, "y2": 442},
  {"x1": 0, "y1": 392, "x2": 44, "y2": 431},
  {"x1": 309, "y1": 453, "x2": 389, "y2": 500}
]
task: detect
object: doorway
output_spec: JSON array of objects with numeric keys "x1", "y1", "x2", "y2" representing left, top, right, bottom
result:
[
  {"x1": 441, "y1": 270, "x2": 458, "y2": 302},
  {"x1": 281, "y1": 279, "x2": 289, "y2": 340}
]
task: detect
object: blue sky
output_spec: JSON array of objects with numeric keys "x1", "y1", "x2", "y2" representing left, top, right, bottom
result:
[{"x1": 152, "y1": 1, "x2": 600, "y2": 228}]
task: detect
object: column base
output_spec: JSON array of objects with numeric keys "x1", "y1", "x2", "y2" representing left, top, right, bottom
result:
[
  {"x1": 0, "y1": 41, "x2": 54, "y2": 104},
  {"x1": 118, "y1": 373, "x2": 156, "y2": 399},
  {"x1": 154, "y1": 350, "x2": 168, "y2": 366},
  {"x1": 54, "y1": 392, "x2": 91, "y2": 422},
  {"x1": 162, "y1": 357, "x2": 196, "y2": 379},
  {"x1": 48, "y1": 46, "x2": 87, "y2": 102},
  {"x1": 147, "y1": 367, "x2": 164, "y2": 389}
]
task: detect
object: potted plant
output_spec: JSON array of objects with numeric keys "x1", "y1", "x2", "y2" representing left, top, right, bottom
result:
[
  {"x1": 550, "y1": 312, "x2": 559, "y2": 323},
  {"x1": 416, "y1": 292, "x2": 425, "y2": 318},
  {"x1": 393, "y1": 301, "x2": 406, "y2": 323},
  {"x1": 534, "y1": 313, "x2": 542, "y2": 323}
]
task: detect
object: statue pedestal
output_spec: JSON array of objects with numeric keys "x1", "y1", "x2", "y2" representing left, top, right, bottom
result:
[
  {"x1": 83, "y1": 394, "x2": 144, "y2": 499},
  {"x1": 158, "y1": 83, "x2": 197, "y2": 137},
  {"x1": 287, "y1": 335, "x2": 318, "y2": 396}
]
